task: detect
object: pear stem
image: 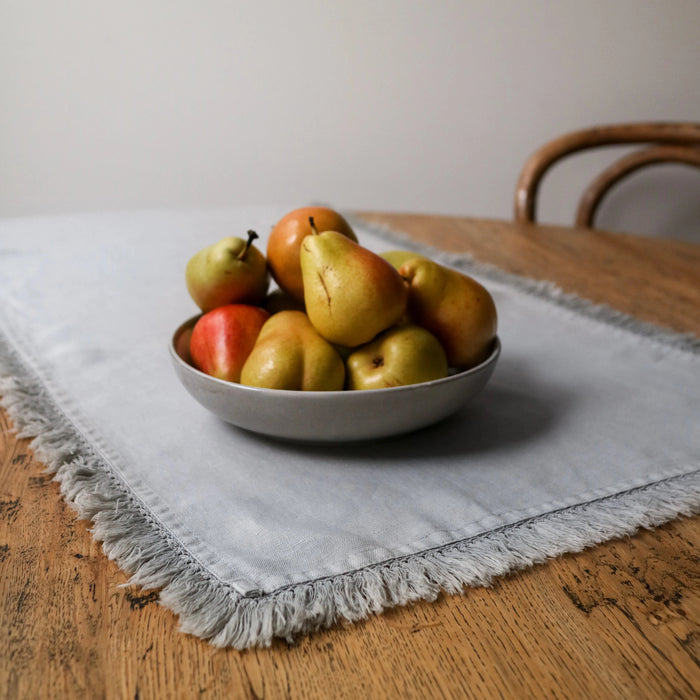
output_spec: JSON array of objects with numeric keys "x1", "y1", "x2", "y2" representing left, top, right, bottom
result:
[
  {"x1": 308, "y1": 216, "x2": 319, "y2": 235},
  {"x1": 238, "y1": 230, "x2": 258, "y2": 260}
]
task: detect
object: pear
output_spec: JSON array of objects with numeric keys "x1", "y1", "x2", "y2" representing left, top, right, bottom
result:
[
  {"x1": 267, "y1": 206, "x2": 357, "y2": 302},
  {"x1": 240, "y1": 311, "x2": 345, "y2": 391},
  {"x1": 346, "y1": 325, "x2": 448, "y2": 390},
  {"x1": 300, "y1": 225, "x2": 408, "y2": 347},
  {"x1": 186, "y1": 231, "x2": 269, "y2": 312},
  {"x1": 379, "y1": 250, "x2": 428, "y2": 270},
  {"x1": 189, "y1": 304, "x2": 270, "y2": 382},
  {"x1": 378, "y1": 251, "x2": 431, "y2": 324},
  {"x1": 400, "y1": 258, "x2": 497, "y2": 370}
]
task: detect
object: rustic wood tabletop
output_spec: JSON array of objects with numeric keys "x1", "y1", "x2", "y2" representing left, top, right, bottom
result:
[{"x1": 1, "y1": 212, "x2": 699, "y2": 699}]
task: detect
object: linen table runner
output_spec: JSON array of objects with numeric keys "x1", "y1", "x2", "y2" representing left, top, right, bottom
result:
[{"x1": 1, "y1": 207, "x2": 698, "y2": 648}]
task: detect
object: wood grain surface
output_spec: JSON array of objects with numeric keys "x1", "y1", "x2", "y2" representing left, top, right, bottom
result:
[{"x1": 2, "y1": 214, "x2": 699, "y2": 699}]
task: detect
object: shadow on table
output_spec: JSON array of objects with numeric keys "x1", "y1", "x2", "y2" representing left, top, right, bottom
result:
[{"x1": 246, "y1": 356, "x2": 575, "y2": 464}]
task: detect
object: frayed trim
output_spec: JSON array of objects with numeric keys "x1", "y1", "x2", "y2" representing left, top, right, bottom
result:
[
  {"x1": 177, "y1": 471, "x2": 700, "y2": 648},
  {"x1": 1, "y1": 217, "x2": 700, "y2": 649}
]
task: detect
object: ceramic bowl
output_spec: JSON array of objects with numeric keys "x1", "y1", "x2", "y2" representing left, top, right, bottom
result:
[{"x1": 169, "y1": 315, "x2": 500, "y2": 443}]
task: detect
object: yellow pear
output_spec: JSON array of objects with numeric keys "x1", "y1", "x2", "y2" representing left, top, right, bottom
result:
[
  {"x1": 346, "y1": 325, "x2": 448, "y2": 390},
  {"x1": 240, "y1": 311, "x2": 345, "y2": 391},
  {"x1": 300, "y1": 227, "x2": 408, "y2": 347},
  {"x1": 400, "y1": 258, "x2": 497, "y2": 370},
  {"x1": 379, "y1": 250, "x2": 428, "y2": 270}
]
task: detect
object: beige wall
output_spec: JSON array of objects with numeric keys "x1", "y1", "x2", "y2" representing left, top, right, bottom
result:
[{"x1": 1, "y1": 1, "x2": 698, "y2": 240}]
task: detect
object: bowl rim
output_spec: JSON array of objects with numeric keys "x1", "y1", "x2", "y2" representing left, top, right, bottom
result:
[{"x1": 170, "y1": 314, "x2": 501, "y2": 398}]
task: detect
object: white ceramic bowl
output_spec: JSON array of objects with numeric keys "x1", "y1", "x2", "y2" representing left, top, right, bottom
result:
[{"x1": 169, "y1": 316, "x2": 500, "y2": 443}]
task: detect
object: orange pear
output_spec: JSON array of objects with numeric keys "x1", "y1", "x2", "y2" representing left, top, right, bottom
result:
[{"x1": 267, "y1": 207, "x2": 357, "y2": 302}]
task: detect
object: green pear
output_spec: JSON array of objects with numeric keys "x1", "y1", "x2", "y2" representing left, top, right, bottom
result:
[
  {"x1": 240, "y1": 311, "x2": 345, "y2": 391},
  {"x1": 346, "y1": 325, "x2": 448, "y2": 390},
  {"x1": 400, "y1": 258, "x2": 497, "y2": 370},
  {"x1": 186, "y1": 231, "x2": 269, "y2": 312},
  {"x1": 379, "y1": 250, "x2": 428, "y2": 270},
  {"x1": 300, "y1": 227, "x2": 408, "y2": 347}
]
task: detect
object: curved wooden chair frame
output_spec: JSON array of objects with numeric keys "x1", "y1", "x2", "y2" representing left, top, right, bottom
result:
[
  {"x1": 575, "y1": 144, "x2": 700, "y2": 228},
  {"x1": 514, "y1": 122, "x2": 700, "y2": 227}
]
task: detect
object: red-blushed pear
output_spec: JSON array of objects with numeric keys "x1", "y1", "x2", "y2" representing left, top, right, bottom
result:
[
  {"x1": 267, "y1": 206, "x2": 357, "y2": 302},
  {"x1": 240, "y1": 311, "x2": 345, "y2": 391},
  {"x1": 300, "y1": 223, "x2": 408, "y2": 347},
  {"x1": 189, "y1": 304, "x2": 269, "y2": 382},
  {"x1": 346, "y1": 325, "x2": 448, "y2": 390},
  {"x1": 399, "y1": 258, "x2": 498, "y2": 370},
  {"x1": 186, "y1": 231, "x2": 269, "y2": 312}
]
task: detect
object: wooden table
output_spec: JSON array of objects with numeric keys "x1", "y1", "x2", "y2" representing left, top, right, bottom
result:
[{"x1": 2, "y1": 213, "x2": 699, "y2": 699}]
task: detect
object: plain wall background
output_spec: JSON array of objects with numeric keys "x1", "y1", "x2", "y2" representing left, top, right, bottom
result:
[{"x1": 1, "y1": 1, "x2": 699, "y2": 240}]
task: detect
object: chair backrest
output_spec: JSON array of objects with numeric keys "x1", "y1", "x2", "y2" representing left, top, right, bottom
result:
[{"x1": 514, "y1": 122, "x2": 700, "y2": 228}]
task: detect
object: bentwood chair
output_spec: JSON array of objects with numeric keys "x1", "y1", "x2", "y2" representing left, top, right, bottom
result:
[{"x1": 514, "y1": 122, "x2": 700, "y2": 228}]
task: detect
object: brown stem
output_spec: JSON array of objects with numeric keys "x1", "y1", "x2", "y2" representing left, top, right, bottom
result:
[
  {"x1": 237, "y1": 230, "x2": 258, "y2": 260},
  {"x1": 308, "y1": 217, "x2": 319, "y2": 235}
]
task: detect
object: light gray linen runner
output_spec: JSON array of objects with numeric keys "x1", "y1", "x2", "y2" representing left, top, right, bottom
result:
[{"x1": 1, "y1": 207, "x2": 698, "y2": 648}]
